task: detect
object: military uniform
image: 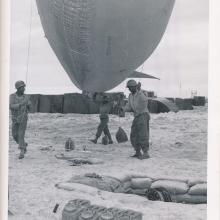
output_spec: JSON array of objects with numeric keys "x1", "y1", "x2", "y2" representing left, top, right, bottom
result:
[
  {"x1": 10, "y1": 93, "x2": 31, "y2": 151},
  {"x1": 95, "y1": 102, "x2": 113, "y2": 142},
  {"x1": 124, "y1": 89, "x2": 150, "y2": 157}
]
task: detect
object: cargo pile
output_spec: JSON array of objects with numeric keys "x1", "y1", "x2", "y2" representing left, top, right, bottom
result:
[
  {"x1": 57, "y1": 174, "x2": 207, "y2": 204},
  {"x1": 62, "y1": 199, "x2": 142, "y2": 220}
]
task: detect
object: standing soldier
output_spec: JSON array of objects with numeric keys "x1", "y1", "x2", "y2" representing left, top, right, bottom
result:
[
  {"x1": 10, "y1": 81, "x2": 31, "y2": 159},
  {"x1": 90, "y1": 94, "x2": 114, "y2": 144},
  {"x1": 121, "y1": 79, "x2": 150, "y2": 159}
]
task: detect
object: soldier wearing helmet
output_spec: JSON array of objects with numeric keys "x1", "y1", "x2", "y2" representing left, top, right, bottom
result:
[
  {"x1": 10, "y1": 81, "x2": 31, "y2": 159},
  {"x1": 121, "y1": 79, "x2": 150, "y2": 159}
]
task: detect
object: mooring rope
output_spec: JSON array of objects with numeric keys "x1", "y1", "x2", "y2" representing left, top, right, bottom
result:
[{"x1": 25, "y1": 0, "x2": 33, "y2": 91}]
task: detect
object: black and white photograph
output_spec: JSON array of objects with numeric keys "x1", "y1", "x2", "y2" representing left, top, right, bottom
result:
[{"x1": 3, "y1": 0, "x2": 215, "y2": 219}]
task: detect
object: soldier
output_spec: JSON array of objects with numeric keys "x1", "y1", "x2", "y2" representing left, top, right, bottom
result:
[
  {"x1": 121, "y1": 79, "x2": 150, "y2": 159},
  {"x1": 90, "y1": 94, "x2": 114, "y2": 144},
  {"x1": 10, "y1": 81, "x2": 31, "y2": 159}
]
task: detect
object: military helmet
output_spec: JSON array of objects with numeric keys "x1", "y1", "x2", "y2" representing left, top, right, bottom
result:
[
  {"x1": 126, "y1": 79, "x2": 138, "y2": 87},
  {"x1": 15, "y1": 81, "x2": 26, "y2": 89}
]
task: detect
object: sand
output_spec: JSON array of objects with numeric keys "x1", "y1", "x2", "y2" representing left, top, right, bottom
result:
[{"x1": 8, "y1": 106, "x2": 207, "y2": 220}]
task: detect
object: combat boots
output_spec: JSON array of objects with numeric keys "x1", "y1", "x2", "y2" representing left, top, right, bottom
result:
[
  {"x1": 19, "y1": 149, "x2": 25, "y2": 159},
  {"x1": 130, "y1": 150, "x2": 142, "y2": 159},
  {"x1": 90, "y1": 138, "x2": 98, "y2": 144},
  {"x1": 142, "y1": 150, "x2": 150, "y2": 159}
]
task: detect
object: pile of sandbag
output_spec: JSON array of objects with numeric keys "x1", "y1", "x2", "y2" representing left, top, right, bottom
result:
[
  {"x1": 57, "y1": 173, "x2": 207, "y2": 204},
  {"x1": 175, "y1": 98, "x2": 193, "y2": 110},
  {"x1": 63, "y1": 93, "x2": 89, "y2": 114},
  {"x1": 193, "y1": 96, "x2": 206, "y2": 106},
  {"x1": 111, "y1": 174, "x2": 207, "y2": 204},
  {"x1": 27, "y1": 94, "x2": 40, "y2": 113},
  {"x1": 38, "y1": 95, "x2": 64, "y2": 113}
]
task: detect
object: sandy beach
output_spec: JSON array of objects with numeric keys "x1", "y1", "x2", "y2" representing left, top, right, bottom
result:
[{"x1": 8, "y1": 106, "x2": 207, "y2": 220}]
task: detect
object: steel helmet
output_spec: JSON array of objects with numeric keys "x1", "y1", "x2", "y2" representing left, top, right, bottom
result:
[
  {"x1": 126, "y1": 79, "x2": 138, "y2": 87},
  {"x1": 15, "y1": 81, "x2": 26, "y2": 89}
]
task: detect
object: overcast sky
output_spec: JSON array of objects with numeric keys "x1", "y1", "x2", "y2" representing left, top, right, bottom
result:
[{"x1": 10, "y1": 0, "x2": 208, "y2": 98}]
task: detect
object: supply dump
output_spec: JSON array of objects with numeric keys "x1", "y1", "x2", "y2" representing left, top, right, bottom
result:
[{"x1": 8, "y1": 106, "x2": 207, "y2": 220}]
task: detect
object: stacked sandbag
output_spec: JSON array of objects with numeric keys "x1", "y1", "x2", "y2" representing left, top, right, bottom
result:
[
  {"x1": 175, "y1": 98, "x2": 193, "y2": 110},
  {"x1": 148, "y1": 99, "x2": 158, "y2": 113},
  {"x1": 157, "y1": 101, "x2": 171, "y2": 113},
  {"x1": 63, "y1": 93, "x2": 89, "y2": 114},
  {"x1": 171, "y1": 194, "x2": 207, "y2": 204},
  {"x1": 130, "y1": 178, "x2": 153, "y2": 196},
  {"x1": 87, "y1": 98, "x2": 100, "y2": 114},
  {"x1": 165, "y1": 97, "x2": 175, "y2": 103},
  {"x1": 112, "y1": 175, "x2": 207, "y2": 204},
  {"x1": 150, "y1": 179, "x2": 207, "y2": 204},
  {"x1": 151, "y1": 179, "x2": 188, "y2": 195},
  {"x1": 184, "y1": 98, "x2": 194, "y2": 106},
  {"x1": 60, "y1": 173, "x2": 207, "y2": 204},
  {"x1": 27, "y1": 94, "x2": 40, "y2": 113},
  {"x1": 193, "y1": 96, "x2": 206, "y2": 106},
  {"x1": 38, "y1": 95, "x2": 64, "y2": 113},
  {"x1": 68, "y1": 173, "x2": 121, "y2": 192}
]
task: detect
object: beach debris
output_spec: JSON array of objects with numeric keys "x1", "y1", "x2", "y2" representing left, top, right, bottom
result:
[
  {"x1": 69, "y1": 159, "x2": 93, "y2": 166},
  {"x1": 65, "y1": 138, "x2": 75, "y2": 151},
  {"x1": 53, "y1": 203, "x2": 59, "y2": 213},
  {"x1": 175, "y1": 141, "x2": 183, "y2": 146},
  {"x1": 83, "y1": 145, "x2": 87, "y2": 151},
  {"x1": 85, "y1": 173, "x2": 102, "y2": 179},
  {"x1": 40, "y1": 146, "x2": 54, "y2": 151},
  {"x1": 55, "y1": 154, "x2": 104, "y2": 166},
  {"x1": 115, "y1": 127, "x2": 128, "y2": 143}
]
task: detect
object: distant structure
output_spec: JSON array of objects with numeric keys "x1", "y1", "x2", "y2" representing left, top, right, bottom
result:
[{"x1": 191, "y1": 90, "x2": 197, "y2": 98}]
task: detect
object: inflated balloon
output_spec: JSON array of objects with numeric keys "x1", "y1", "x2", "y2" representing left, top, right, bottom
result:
[{"x1": 36, "y1": 0, "x2": 175, "y2": 92}]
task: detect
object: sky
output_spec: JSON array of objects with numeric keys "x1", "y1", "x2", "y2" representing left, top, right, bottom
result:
[{"x1": 10, "y1": 0, "x2": 208, "y2": 98}]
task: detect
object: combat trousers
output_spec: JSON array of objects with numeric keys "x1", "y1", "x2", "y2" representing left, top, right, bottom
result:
[
  {"x1": 96, "y1": 116, "x2": 112, "y2": 141},
  {"x1": 130, "y1": 113, "x2": 150, "y2": 153},
  {"x1": 12, "y1": 117, "x2": 27, "y2": 150}
]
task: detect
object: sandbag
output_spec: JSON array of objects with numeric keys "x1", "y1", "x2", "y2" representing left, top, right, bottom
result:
[
  {"x1": 39, "y1": 95, "x2": 64, "y2": 113},
  {"x1": 108, "y1": 173, "x2": 131, "y2": 183},
  {"x1": 171, "y1": 194, "x2": 207, "y2": 204},
  {"x1": 63, "y1": 93, "x2": 89, "y2": 114},
  {"x1": 188, "y1": 179, "x2": 206, "y2": 187},
  {"x1": 114, "y1": 181, "x2": 132, "y2": 193},
  {"x1": 130, "y1": 178, "x2": 152, "y2": 189},
  {"x1": 115, "y1": 127, "x2": 128, "y2": 143},
  {"x1": 87, "y1": 98, "x2": 100, "y2": 114},
  {"x1": 151, "y1": 180, "x2": 188, "y2": 194},
  {"x1": 102, "y1": 135, "x2": 109, "y2": 145},
  {"x1": 68, "y1": 175, "x2": 121, "y2": 192},
  {"x1": 27, "y1": 94, "x2": 40, "y2": 113},
  {"x1": 188, "y1": 183, "x2": 207, "y2": 195},
  {"x1": 193, "y1": 96, "x2": 206, "y2": 106},
  {"x1": 175, "y1": 98, "x2": 193, "y2": 110},
  {"x1": 131, "y1": 189, "x2": 147, "y2": 195}
]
